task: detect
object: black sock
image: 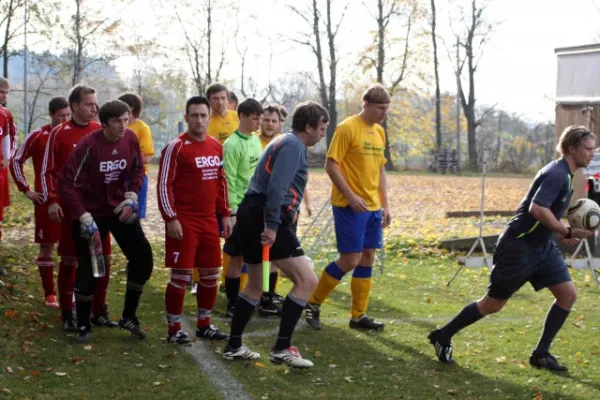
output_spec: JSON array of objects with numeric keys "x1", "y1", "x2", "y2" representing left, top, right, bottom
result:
[
  {"x1": 225, "y1": 277, "x2": 240, "y2": 306},
  {"x1": 122, "y1": 281, "x2": 143, "y2": 319},
  {"x1": 228, "y1": 293, "x2": 257, "y2": 349},
  {"x1": 274, "y1": 294, "x2": 306, "y2": 351},
  {"x1": 74, "y1": 293, "x2": 93, "y2": 329},
  {"x1": 269, "y1": 271, "x2": 278, "y2": 294},
  {"x1": 439, "y1": 302, "x2": 484, "y2": 342},
  {"x1": 534, "y1": 302, "x2": 570, "y2": 355}
]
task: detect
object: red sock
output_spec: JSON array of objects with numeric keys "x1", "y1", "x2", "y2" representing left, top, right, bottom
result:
[
  {"x1": 36, "y1": 257, "x2": 55, "y2": 297},
  {"x1": 196, "y1": 272, "x2": 219, "y2": 329},
  {"x1": 165, "y1": 272, "x2": 190, "y2": 335},
  {"x1": 58, "y1": 261, "x2": 76, "y2": 313},
  {"x1": 92, "y1": 261, "x2": 111, "y2": 316}
]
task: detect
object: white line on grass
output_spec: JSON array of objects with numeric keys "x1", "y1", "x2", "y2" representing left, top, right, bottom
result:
[{"x1": 180, "y1": 317, "x2": 251, "y2": 400}]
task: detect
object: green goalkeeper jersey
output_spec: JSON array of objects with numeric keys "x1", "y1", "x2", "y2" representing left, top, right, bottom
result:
[{"x1": 222, "y1": 130, "x2": 262, "y2": 210}]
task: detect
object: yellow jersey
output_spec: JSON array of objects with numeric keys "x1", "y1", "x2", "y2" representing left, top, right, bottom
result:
[
  {"x1": 128, "y1": 119, "x2": 155, "y2": 174},
  {"x1": 207, "y1": 110, "x2": 239, "y2": 144},
  {"x1": 327, "y1": 115, "x2": 386, "y2": 210},
  {"x1": 256, "y1": 132, "x2": 279, "y2": 150}
]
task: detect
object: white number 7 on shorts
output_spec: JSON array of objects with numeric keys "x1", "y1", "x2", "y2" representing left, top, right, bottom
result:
[{"x1": 173, "y1": 252, "x2": 180, "y2": 264}]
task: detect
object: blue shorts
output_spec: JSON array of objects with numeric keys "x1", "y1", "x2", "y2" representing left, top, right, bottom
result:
[
  {"x1": 138, "y1": 175, "x2": 148, "y2": 219},
  {"x1": 488, "y1": 233, "x2": 571, "y2": 300},
  {"x1": 332, "y1": 206, "x2": 382, "y2": 253}
]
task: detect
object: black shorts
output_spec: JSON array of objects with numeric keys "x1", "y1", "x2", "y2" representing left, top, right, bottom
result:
[
  {"x1": 234, "y1": 195, "x2": 304, "y2": 265},
  {"x1": 223, "y1": 222, "x2": 243, "y2": 257},
  {"x1": 488, "y1": 232, "x2": 571, "y2": 300}
]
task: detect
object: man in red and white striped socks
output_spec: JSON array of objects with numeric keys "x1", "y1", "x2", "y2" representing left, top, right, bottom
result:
[
  {"x1": 10, "y1": 97, "x2": 70, "y2": 307},
  {"x1": 157, "y1": 96, "x2": 232, "y2": 344}
]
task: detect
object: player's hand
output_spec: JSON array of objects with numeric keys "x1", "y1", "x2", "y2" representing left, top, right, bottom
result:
[
  {"x1": 48, "y1": 203, "x2": 63, "y2": 223},
  {"x1": 25, "y1": 190, "x2": 44, "y2": 205},
  {"x1": 222, "y1": 216, "x2": 233, "y2": 239},
  {"x1": 261, "y1": 228, "x2": 277, "y2": 247},
  {"x1": 305, "y1": 203, "x2": 313, "y2": 217},
  {"x1": 113, "y1": 192, "x2": 139, "y2": 224},
  {"x1": 167, "y1": 220, "x2": 183, "y2": 240},
  {"x1": 561, "y1": 237, "x2": 580, "y2": 246},
  {"x1": 0, "y1": 159, "x2": 8, "y2": 169},
  {"x1": 382, "y1": 208, "x2": 392, "y2": 228},
  {"x1": 570, "y1": 228, "x2": 595, "y2": 239},
  {"x1": 229, "y1": 215, "x2": 236, "y2": 227},
  {"x1": 348, "y1": 194, "x2": 369, "y2": 213}
]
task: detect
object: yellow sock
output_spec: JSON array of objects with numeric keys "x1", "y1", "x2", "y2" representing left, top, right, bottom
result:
[
  {"x1": 309, "y1": 262, "x2": 346, "y2": 304},
  {"x1": 350, "y1": 266, "x2": 373, "y2": 320},
  {"x1": 240, "y1": 268, "x2": 248, "y2": 291},
  {"x1": 221, "y1": 252, "x2": 231, "y2": 287}
]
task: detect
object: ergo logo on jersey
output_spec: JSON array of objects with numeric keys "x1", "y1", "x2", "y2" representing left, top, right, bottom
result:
[
  {"x1": 100, "y1": 159, "x2": 127, "y2": 172},
  {"x1": 195, "y1": 156, "x2": 222, "y2": 168}
]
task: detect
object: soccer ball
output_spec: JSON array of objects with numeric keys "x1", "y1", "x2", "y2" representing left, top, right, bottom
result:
[{"x1": 567, "y1": 199, "x2": 600, "y2": 230}]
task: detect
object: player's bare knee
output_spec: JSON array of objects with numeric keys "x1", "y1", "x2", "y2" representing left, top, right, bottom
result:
[
  {"x1": 360, "y1": 249, "x2": 376, "y2": 266},
  {"x1": 478, "y1": 296, "x2": 506, "y2": 315},
  {"x1": 556, "y1": 288, "x2": 577, "y2": 309},
  {"x1": 337, "y1": 253, "x2": 361, "y2": 272}
]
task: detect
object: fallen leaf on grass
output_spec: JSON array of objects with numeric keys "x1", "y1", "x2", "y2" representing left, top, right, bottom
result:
[
  {"x1": 158, "y1": 364, "x2": 168, "y2": 369},
  {"x1": 576, "y1": 315, "x2": 585, "y2": 320},
  {"x1": 153, "y1": 382, "x2": 161, "y2": 386},
  {"x1": 344, "y1": 377, "x2": 353, "y2": 383},
  {"x1": 1, "y1": 388, "x2": 12, "y2": 394},
  {"x1": 83, "y1": 345, "x2": 92, "y2": 351},
  {"x1": 5, "y1": 367, "x2": 13, "y2": 373},
  {"x1": 72, "y1": 358, "x2": 84, "y2": 365},
  {"x1": 255, "y1": 362, "x2": 265, "y2": 368},
  {"x1": 31, "y1": 370, "x2": 41, "y2": 377},
  {"x1": 495, "y1": 356, "x2": 506, "y2": 364},
  {"x1": 329, "y1": 364, "x2": 337, "y2": 368},
  {"x1": 55, "y1": 372, "x2": 67, "y2": 377},
  {"x1": 314, "y1": 351, "x2": 322, "y2": 358},
  {"x1": 518, "y1": 361, "x2": 527, "y2": 369},
  {"x1": 447, "y1": 389, "x2": 457, "y2": 395}
]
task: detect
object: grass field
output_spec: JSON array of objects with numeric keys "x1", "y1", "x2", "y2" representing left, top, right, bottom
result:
[{"x1": 2, "y1": 169, "x2": 600, "y2": 400}]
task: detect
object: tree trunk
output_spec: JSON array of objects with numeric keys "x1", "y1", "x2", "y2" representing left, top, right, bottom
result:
[
  {"x1": 312, "y1": 0, "x2": 328, "y2": 111},
  {"x1": 325, "y1": 0, "x2": 337, "y2": 147},
  {"x1": 431, "y1": 0, "x2": 441, "y2": 152},
  {"x1": 206, "y1": 0, "x2": 212, "y2": 86},
  {"x1": 72, "y1": 0, "x2": 83, "y2": 86},
  {"x1": 3, "y1": 0, "x2": 15, "y2": 78}
]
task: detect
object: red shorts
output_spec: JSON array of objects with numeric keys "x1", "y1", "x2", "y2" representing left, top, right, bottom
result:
[
  {"x1": 58, "y1": 216, "x2": 111, "y2": 258},
  {"x1": 0, "y1": 169, "x2": 3, "y2": 221},
  {"x1": 165, "y1": 216, "x2": 221, "y2": 270},
  {"x1": 34, "y1": 203, "x2": 60, "y2": 244}
]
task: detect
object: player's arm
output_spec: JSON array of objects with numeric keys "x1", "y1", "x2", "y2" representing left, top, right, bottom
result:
[
  {"x1": 139, "y1": 124, "x2": 155, "y2": 164},
  {"x1": 222, "y1": 142, "x2": 241, "y2": 212},
  {"x1": 41, "y1": 126, "x2": 59, "y2": 205},
  {"x1": 10, "y1": 130, "x2": 44, "y2": 204},
  {"x1": 378, "y1": 165, "x2": 392, "y2": 227},
  {"x1": 127, "y1": 138, "x2": 145, "y2": 194},
  {"x1": 157, "y1": 141, "x2": 182, "y2": 240},
  {"x1": 216, "y1": 146, "x2": 232, "y2": 237},
  {"x1": 529, "y1": 172, "x2": 592, "y2": 240},
  {"x1": 263, "y1": 142, "x2": 302, "y2": 240}
]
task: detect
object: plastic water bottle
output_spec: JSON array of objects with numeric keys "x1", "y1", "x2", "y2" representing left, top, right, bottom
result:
[{"x1": 90, "y1": 238, "x2": 106, "y2": 278}]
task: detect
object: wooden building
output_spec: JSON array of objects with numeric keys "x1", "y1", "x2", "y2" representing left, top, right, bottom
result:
[{"x1": 555, "y1": 43, "x2": 600, "y2": 202}]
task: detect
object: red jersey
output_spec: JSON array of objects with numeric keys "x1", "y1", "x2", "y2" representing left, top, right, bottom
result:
[
  {"x1": 58, "y1": 129, "x2": 145, "y2": 219},
  {"x1": 11, "y1": 124, "x2": 53, "y2": 193},
  {"x1": 0, "y1": 106, "x2": 17, "y2": 159},
  {"x1": 41, "y1": 119, "x2": 101, "y2": 205},
  {"x1": 157, "y1": 133, "x2": 230, "y2": 222}
]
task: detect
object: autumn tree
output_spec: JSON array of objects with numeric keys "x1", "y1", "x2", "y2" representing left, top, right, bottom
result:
[
  {"x1": 359, "y1": 0, "x2": 428, "y2": 170},
  {"x1": 451, "y1": 0, "x2": 495, "y2": 170},
  {"x1": 430, "y1": 0, "x2": 441, "y2": 152},
  {"x1": 174, "y1": 0, "x2": 233, "y2": 95},
  {"x1": 289, "y1": 0, "x2": 347, "y2": 146}
]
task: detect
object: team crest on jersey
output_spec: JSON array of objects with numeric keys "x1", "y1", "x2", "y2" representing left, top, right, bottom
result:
[{"x1": 112, "y1": 149, "x2": 118, "y2": 155}]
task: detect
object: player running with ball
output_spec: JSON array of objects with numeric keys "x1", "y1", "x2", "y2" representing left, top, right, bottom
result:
[{"x1": 429, "y1": 125, "x2": 595, "y2": 371}]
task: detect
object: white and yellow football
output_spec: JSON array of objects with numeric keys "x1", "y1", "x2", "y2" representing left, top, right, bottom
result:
[{"x1": 567, "y1": 199, "x2": 600, "y2": 230}]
